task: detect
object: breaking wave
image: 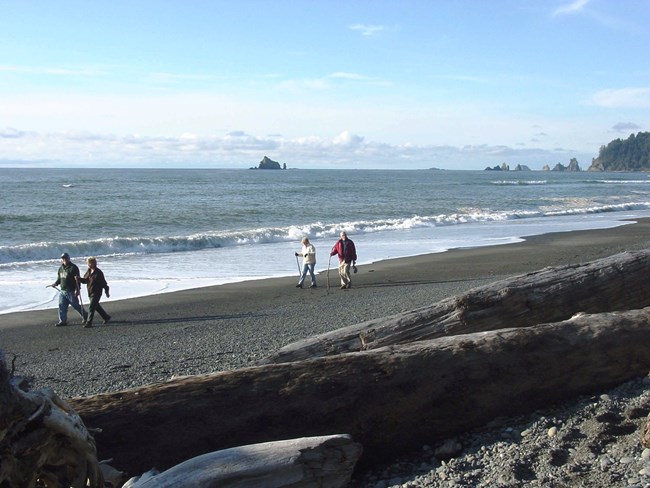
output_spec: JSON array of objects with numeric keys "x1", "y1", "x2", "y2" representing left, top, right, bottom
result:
[{"x1": 2, "y1": 201, "x2": 650, "y2": 266}]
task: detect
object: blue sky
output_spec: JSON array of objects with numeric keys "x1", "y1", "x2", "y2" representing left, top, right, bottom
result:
[{"x1": 1, "y1": 0, "x2": 648, "y2": 170}]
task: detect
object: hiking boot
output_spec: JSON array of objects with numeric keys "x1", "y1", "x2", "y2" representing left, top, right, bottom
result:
[
  {"x1": 54, "y1": 321, "x2": 66, "y2": 327},
  {"x1": 103, "y1": 316, "x2": 111, "y2": 325}
]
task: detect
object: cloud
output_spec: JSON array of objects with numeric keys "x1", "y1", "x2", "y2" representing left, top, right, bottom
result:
[
  {"x1": 349, "y1": 24, "x2": 384, "y2": 37},
  {"x1": 553, "y1": 0, "x2": 590, "y2": 16},
  {"x1": 0, "y1": 127, "x2": 591, "y2": 170},
  {"x1": 611, "y1": 122, "x2": 641, "y2": 133},
  {"x1": 589, "y1": 87, "x2": 650, "y2": 108},
  {"x1": 0, "y1": 64, "x2": 107, "y2": 77},
  {"x1": 328, "y1": 72, "x2": 371, "y2": 81}
]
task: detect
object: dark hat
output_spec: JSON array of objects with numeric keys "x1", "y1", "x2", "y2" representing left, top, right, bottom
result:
[{"x1": 60, "y1": 252, "x2": 70, "y2": 259}]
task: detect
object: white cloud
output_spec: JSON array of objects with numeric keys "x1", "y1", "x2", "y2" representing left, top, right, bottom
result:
[
  {"x1": 589, "y1": 87, "x2": 650, "y2": 109},
  {"x1": 553, "y1": 0, "x2": 590, "y2": 16},
  {"x1": 0, "y1": 127, "x2": 592, "y2": 171},
  {"x1": 328, "y1": 72, "x2": 370, "y2": 81},
  {"x1": 349, "y1": 24, "x2": 384, "y2": 37}
]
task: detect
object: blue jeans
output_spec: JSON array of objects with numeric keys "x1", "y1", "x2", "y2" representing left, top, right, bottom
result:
[
  {"x1": 58, "y1": 290, "x2": 86, "y2": 324},
  {"x1": 298, "y1": 263, "x2": 316, "y2": 286}
]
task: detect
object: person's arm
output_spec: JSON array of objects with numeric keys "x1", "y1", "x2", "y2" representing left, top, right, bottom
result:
[
  {"x1": 330, "y1": 241, "x2": 339, "y2": 257},
  {"x1": 100, "y1": 270, "x2": 110, "y2": 297}
]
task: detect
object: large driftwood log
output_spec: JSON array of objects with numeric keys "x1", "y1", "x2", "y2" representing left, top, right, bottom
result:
[
  {"x1": 0, "y1": 352, "x2": 104, "y2": 487},
  {"x1": 262, "y1": 250, "x2": 650, "y2": 363},
  {"x1": 123, "y1": 434, "x2": 362, "y2": 488},
  {"x1": 71, "y1": 307, "x2": 650, "y2": 476}
]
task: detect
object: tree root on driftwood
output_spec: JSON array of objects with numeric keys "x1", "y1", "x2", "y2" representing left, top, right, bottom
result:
[{"x1": 0, "y1": 351, "x2": 104, "y2": 487}]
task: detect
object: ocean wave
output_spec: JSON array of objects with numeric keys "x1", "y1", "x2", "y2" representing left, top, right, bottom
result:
[
  {"x1": 2, "y1": 202, "x2": 649, "y2": 266},
  {"x1": 490, "y1": 180, "x2": 548, "y2": 185},
  {"x1": 595, "y1": 180, "x2": 650, "y2": 184}
]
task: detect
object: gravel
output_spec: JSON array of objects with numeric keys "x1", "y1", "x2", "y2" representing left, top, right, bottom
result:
[{"x1": 351, "y1": 374, "x2": 650, "y2": 488}]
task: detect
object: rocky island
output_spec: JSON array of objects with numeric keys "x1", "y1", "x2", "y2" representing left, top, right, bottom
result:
[{"x1": 251, "y1": 156, "x2": 286, "y2": 170}]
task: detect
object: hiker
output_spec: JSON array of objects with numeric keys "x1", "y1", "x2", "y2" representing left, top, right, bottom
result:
[
  {"x1": 49, "y1": 253, "x2": 87, "y2": 326},
  {"x1": 79, "y1": 256, "x2": 111, "y2": 328},
  {"x1": 295, "y1": 237, "x2": 317, "y2": 288},
  {"x1": 330, "y1": 231, "x2": 357, "y2": 289}
]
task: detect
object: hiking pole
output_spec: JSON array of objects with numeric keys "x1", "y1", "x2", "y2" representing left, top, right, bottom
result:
[
  {"x1": 295, "y1": 253, "x2": 301, "y2": 276},
  {"x1": 76, "y1": 283, "x2": 87, "y2": 319},
  {"x1": 326, "y1": 255, "x2": 332, "y2": 294}
]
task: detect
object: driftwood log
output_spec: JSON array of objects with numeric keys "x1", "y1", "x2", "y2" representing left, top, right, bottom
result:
[
  {"x1": 123, "y1": 434, "x2": 362, "y2": 488},
  {"x1": 71, "y1": 307, "x2": 650, "y2": 476},
  {"x1": 262, "y1": 250, "x2": 650, "y2": 363},
  {"x1": 0, "y1": 352, "x2": 104, "y2": 487}
]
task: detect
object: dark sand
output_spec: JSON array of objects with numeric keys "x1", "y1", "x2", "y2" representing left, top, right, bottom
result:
[{"x1": 2, "y1": 219, "x2": 650, "y2": 398}]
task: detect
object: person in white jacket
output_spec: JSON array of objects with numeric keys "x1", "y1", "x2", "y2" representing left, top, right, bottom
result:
[{"x1": 295, "y1": 237, "x2": 317, "y2": 288}]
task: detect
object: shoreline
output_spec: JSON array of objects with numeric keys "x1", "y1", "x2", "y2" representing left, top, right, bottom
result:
[{"x1": 2, "y1": 219, "x2": 650, "y2": 398}]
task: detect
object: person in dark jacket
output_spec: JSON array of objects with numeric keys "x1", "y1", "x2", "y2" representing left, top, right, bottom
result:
[
  {"x1": 330, "y1": 231, "x2": 357, "y2": 289},
  {"x1": 49, "y1": 252, "x2": 87, "y2": 326},
  {"x1": 79, "y1": 256, "x2": 111, "y2": 328}
]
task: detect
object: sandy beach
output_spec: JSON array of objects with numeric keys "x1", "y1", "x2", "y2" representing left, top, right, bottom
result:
[{"x1": 2, "y1": 218, "x2": 650, "y2": 399}]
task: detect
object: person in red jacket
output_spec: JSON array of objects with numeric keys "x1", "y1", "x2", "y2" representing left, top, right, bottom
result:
[{"x1": 330, "y1": 231, "x2": 357, "y2": 289}]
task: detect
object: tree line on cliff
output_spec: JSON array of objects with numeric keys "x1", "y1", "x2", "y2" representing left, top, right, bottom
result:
[{"x1": 588, "y1": 131, "x2": 650, "y2": 171}]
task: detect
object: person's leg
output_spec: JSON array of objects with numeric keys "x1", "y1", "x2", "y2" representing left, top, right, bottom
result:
[
  {"x1": 338, "y1": 261, "x2": 349, "y2": 287},
  {"x1": 343, "y1": 262, "x2": 351, "y2": 288},
  {"x1": 68, "y1": 292, "x2": 87, "y2": 321},
  {"x1": 95, "y1": 299, "x2": 110, "y2": 322},
  {"x1": 308, "y1": 264, "x2": 316, "y2": 286},
  {"x1": 86, "y1": 295, "x2": 98, "y2": 324},
  {"x1": 57, "y1": 291, "x2": 69, "y2": 324},
  {"x1": 297, "y1": 263, "x2": 309, "y2": 287}
]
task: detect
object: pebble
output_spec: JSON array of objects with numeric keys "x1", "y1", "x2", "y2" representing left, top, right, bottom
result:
[{"x1": 351, "y1": 374, "x2": 650, "y2": 487}]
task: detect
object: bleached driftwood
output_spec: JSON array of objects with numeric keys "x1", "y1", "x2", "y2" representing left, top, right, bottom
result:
[
  {"x1": 72, "y1": 307, "x2": 650, "y2": 476},
  {"x1": 0, "y1": 352, "x2": 104, "y2": 487},
  {"x1": 262, "y1": 250, "x2": 650, "y2": 363},
  {"x1": 123, "y1": 434, "x2": 361, "y2": 488}
]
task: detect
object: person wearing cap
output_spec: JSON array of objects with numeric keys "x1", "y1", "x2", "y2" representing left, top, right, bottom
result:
[
  {"x1": 79, "y1": 256, "x2": 111, "y2": 328},
  {"x1": 295, "y1": 237, "x2": 317, "y2": 288},
  {"x1": 330, "y1": 231, "x2": 357, "y2": 289},
  {"x1": 49, "y1": 253, "x2": 87, "y2": 326}
]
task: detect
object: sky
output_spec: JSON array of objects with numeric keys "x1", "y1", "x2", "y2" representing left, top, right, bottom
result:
[{"x1": 1, "y1": 0, "x2": 649, "y2": 170}]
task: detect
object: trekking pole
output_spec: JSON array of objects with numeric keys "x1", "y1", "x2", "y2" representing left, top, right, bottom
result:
[
  {"x1": 326, "y1": 255, "x2": 332, "y2": 294},
  {"x1": 295, "y1": 253, "x2": 301, "y2": 276},
  {"x1": 76, "y1": 283, "x2": 87, "y2": 318}
]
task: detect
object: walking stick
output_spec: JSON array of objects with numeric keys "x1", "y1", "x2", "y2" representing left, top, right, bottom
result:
[
  {"x1": 76, "y1": 282, "x2": 87, "y2": 319},
  {"x1": 326, "y1": 255, "x2": 332, "y2": 294},
  {"x1": 295, "y1": 254, "x2": 301, "y2": 276}
]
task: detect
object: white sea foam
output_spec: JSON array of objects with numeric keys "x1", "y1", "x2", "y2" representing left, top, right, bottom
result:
[
  {"x1": 1, "y1": 212, "x2": 646, "y2": 315},
  {"x1": 3, "y1": 202, "x2": 650, "y2": 267},
  {"x1": 3, "y1": 168, "x2": 650, "y2": 315}
]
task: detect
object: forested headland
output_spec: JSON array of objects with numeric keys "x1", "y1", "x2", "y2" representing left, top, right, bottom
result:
[{"x1": 588, "y1": 131, "x2": 650, "y2": 171}]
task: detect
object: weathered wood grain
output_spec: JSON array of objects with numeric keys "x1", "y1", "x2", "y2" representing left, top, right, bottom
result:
[{"x1": 262, "y1": 250, "x2": 650, "y2": 363}]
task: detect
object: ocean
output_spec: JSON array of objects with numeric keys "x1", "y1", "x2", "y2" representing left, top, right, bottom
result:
[{"x1": 2, "y1": 168, "x2": 650, "y2": 315}]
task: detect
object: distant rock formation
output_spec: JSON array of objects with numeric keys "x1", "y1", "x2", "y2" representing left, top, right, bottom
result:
[
  {"x1": 251, "y1": 156, "x2": 286, "y2": 170},
  {"x1": 484, "y1": 163, "x2": 510, "y2": 171},
  {"x1": 552, "y1": 158, "x2": 581, "y2": 172},
  {"x1": 484, "y1": 159, "x2": 581, "y2": 172}
]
